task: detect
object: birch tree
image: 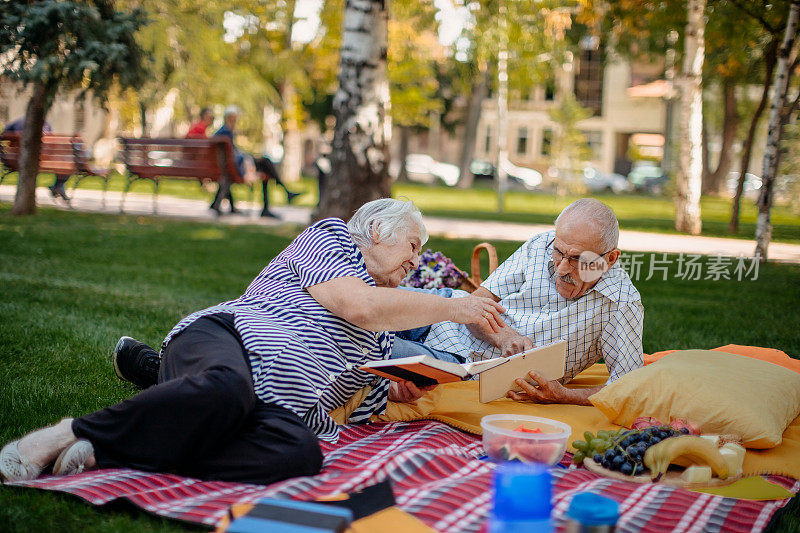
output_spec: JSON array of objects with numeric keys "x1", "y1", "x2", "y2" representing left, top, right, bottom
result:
[
  {"x1": 755, "y1": 0, "x2": 800, "y2": 260},
  {"x1": 675, "y1": 0, "x2": 705, "y2": 235},
  {"x1": 314, "y1": 0, "x2": 391, "y2": 221}
]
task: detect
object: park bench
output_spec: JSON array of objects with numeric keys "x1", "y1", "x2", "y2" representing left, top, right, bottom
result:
[
  {"x1": 118, "y1": 137, "x2": 251, "y2": 214},
  {"x1": 0, "y1": 133, "x2": 110, "y2": 206}
]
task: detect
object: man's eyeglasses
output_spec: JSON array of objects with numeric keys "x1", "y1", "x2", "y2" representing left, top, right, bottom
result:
[{"x1": 547, "y1": 238, "x2": 613, "y2": 270}]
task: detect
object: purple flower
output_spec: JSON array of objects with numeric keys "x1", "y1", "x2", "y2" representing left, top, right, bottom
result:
[{"x1": 400, "y1": 249, "x2": 466, "y2": 289}]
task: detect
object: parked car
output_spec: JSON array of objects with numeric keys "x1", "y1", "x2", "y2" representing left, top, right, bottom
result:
[
  {"x1": 431, "y1": 161, "x2": 460, "y2": 186},
  {"x1": 470, "y1": 159, "x2": 495, "y2": 182},
  {"x1": 727, "y1": 172, "x2": 762, "y2": 200},
  {"x1": 583, "y1": 167, "x2": 632, "y2": 194},
  {"x1": 469, "y1": 158, "x2": 543, "y2": 190},
  {"x1": 389, "y1": 154, "x2": 461, "y2": 186},
  {"x1": 403, "y1": 153, "x2": 437, "y2": 183},
  {"x1": 501, "y1": 157, "x2": 543, "y2": 190},
  {"x1": 628, "y1": 162, "x2": 668, "y2": 194}
]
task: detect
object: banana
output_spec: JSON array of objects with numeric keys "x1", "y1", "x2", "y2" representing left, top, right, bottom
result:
[{"x1": 644, "y1": 436, "x2": 730, "y2": 481}]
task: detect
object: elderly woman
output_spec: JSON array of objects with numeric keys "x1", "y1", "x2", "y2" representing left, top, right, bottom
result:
[{"x1": 0, "y1": 199, "x2": 504, "y2": 485}]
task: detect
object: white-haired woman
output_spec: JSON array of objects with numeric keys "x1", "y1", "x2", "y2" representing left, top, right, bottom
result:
[{"x1": 0, "y1": 199, "x2": 504, "y2": 485}]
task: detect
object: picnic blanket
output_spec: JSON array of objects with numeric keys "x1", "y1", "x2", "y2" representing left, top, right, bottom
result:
[
  {"x1": 333, "y1": 364, "x2": 800, "y2": 480},
  {"x1": 7, "y1": 420, "x2": 798, "y2": 532}
]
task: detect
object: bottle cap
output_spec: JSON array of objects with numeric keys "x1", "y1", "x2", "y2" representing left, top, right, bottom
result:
[
  {"x1": 492, "y1": 463, "x2": 552, "y2": 521},
  {"x1": 565, "y1": 492, "x2": 620, "y2": 525}
]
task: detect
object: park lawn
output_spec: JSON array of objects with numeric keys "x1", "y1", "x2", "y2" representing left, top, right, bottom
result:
[
  {"x1": 5, "y1": 172, "x2": 800, "y2": 243},
  {"x1": 0, "y1": 206, "x2": 799, "y2": 532}
]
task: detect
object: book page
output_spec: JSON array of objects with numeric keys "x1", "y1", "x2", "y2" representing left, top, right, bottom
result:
[{"x1": 478, "y1": 341, "x2": 567, "y2": 403}]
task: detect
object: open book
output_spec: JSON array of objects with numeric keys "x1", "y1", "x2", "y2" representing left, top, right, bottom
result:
[
  {"x1": 360, "y1": 340, "x2": 566, "y2": 403},
  {"x1": 359, "y1": 356, "x2": 507, "y2": 388}
]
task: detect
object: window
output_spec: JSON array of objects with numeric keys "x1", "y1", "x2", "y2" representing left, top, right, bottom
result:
[
  {"x1": 484, "y1": 125, "x2": 492, "y2": 155},
  {"x1": 582, "y1": 130, "x2": 603, "y2": 160},
  {"x1": 544, "y1": 80, "x2": 555, "y2": 101},
  {"x1": 541, "y1": 128, "x2": 553, "y2": 157},
  {"x1": 516, "y1": 127, "x2": 528, "y2": 156},
  {"x1": 575, "y1": 45, "x2": 604, "y2": 116}
]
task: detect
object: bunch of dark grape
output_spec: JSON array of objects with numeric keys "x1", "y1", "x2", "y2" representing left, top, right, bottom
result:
[{"x1": 573, "y1": 425, "x2": 688, "y2": 476}]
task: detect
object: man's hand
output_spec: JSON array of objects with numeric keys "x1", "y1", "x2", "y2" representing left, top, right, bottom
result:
[
  {"x1": 498, "y1": 332, "x2": 534, "y2": 357},
  {"x1": 388, "y1": 380, "x2": 436, "y2": 403},
  {"x1": 506, "y1": 371, "x2": 599, "y2": 406}
]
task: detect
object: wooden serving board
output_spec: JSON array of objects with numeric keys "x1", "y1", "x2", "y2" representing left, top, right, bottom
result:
[{"x1": 583, "y1": 458, "x2": 741, "y2": 489}]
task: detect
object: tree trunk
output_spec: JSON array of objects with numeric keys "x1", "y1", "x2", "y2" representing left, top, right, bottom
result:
[
  {"x1": 730, "y1": 42, "x2": 777, "y2": 234},
  {"x1": 281, "y1": 81, "x2": 303, "y2": 183},
  {"x1": 397, "y1": 125, "x2": 410, "y2": 182},
  {"x1": 755, "y1": 0, "x2": 800, "y2": 261},
  {"x1": 675, "y1": 0, "x2": 706, "y2": 235},
  {"x1": 703, "y1": 81, "x2": 739, "y2": 195},
  {"x1": 11, "y1": 82, "x2": 49, "y2": 216},
  {"x1": 313, "y1": 0, "x2": 391, "y2": 221},
  {"x1": 456, "y1": 64, "x2": 489, "y2": 189},
  {"x1": 279, "y1": 0, "x2": 302, "y2": 183}
]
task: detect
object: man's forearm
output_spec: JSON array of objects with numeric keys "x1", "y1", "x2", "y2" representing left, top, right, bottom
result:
[{"x1": 563, "y1": 385, "x2": 602, "y2": 406}]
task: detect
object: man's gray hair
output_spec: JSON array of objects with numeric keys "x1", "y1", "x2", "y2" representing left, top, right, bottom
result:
[
  {"x1": 554, "y1": 198, "x2": 619, "y2": 250},
  {"x1": 347, "y1": 198, "x2": 428, "y2": 249}
]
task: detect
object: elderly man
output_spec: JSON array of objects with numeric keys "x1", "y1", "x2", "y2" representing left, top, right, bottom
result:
[{"x1": 419, "y1": 198, "x2": 643, "y2": 405}]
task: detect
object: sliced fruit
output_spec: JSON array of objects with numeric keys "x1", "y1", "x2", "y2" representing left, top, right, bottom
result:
[{"x1": 680, "y1": 465, "x2": 713, "y2": 484}]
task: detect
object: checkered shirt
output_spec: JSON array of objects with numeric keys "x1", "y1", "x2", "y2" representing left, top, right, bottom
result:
[{"x1": 424, "y1": 230, "x2": 644, "y2": 383}]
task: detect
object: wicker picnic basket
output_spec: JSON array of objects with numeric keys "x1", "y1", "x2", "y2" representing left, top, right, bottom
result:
[{"x1": 458, "y1": 242, "x2": 499, "y2": 293}]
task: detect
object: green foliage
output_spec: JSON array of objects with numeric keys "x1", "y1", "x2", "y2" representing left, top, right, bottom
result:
[
  {"x1": 0, "y1": 0, "x2": 148, "y2": 104},
  {"x1": 388, "y1": 0, "x2": 442, "y2": 128},
  {"x1": 548, "y1": 93, "x2": 592, "y2": 193}
]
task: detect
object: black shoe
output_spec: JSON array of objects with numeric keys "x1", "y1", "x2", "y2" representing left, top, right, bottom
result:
[
  {"x1": 112, "y1": 336, "x2": 160, "y2": 389},
  {"x1": 49, "y1": 185, "x2": 70, "y2": 201},
  {"x1": 286, "y1": 191, "x2": 302, "y2": 204},
  {"x1": 229, "y1": 205, "x2": 240, "y2": 214},
  {"x1": 260, "y1": 208, "x2": 280, "y2": 219}
]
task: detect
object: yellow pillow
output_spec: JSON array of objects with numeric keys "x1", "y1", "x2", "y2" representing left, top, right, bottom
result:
[{"x1": 589, "y1": 350, "x2": 800, "y2": 449}]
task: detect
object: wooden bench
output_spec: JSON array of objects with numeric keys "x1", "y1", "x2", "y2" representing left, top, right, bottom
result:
[
  {"x1": 0, "y1": 133, "x2": 110, "y2": 206},
  {"x1": 118, "y1": 137, "x2": 251, "y2": 214}
]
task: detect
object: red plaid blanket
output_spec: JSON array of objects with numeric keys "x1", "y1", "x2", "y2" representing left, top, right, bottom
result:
[{"x1": 7, "y1": 421, "x2": 798, "y2": 532}]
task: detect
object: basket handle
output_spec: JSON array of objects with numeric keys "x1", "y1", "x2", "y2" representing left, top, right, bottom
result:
[{"x1": 469, "y1": 242, "x2": 498, "y2": 286}]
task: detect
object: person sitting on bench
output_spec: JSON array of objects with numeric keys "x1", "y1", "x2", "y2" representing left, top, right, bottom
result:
[
  {"x1": 2, "y1": 116, "x2": 71, "y2": 201},
  {"x1": 211, "y1": 106, "x2": 301, "y2": 218}
]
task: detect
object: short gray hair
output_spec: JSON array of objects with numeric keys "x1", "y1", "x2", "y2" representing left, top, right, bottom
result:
[
  {"x1": 554, "y1": 198, "x2": 619, "y2": 250},
  {"x1": 347, "y1": 198, "x2": 428, "y2": 249}
]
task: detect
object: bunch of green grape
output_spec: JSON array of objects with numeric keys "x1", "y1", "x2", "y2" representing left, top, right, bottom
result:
[
  {"x1": 573, "y1": 426, "x2": 684, "y2": 476},
  {"x1": 571, "y1": 430, "x2": 621, "y2": 466}
]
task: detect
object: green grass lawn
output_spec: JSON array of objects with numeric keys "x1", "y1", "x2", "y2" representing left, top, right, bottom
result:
[
  {"x1": 1, "y1": 206, "x2": 799, "y2": 532},
  {"x1": 4, "y1": 172, "x2": 799, "y2": 243}
]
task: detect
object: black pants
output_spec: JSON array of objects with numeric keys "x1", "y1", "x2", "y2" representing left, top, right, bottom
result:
[
  {"x1": 72, "y1": 313, "x2": 323, "y2": 484},
  {"x1": 211, "y1": 157, "x2": 286, "y2": 212}
]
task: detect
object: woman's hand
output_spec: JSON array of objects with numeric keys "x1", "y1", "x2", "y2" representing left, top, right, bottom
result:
[
  {"x1": 388, "y1": 380, "x2": 436, "y2": 403},
  {"x1": 449, "y1": 295, "x2": 507, "y2": 333}
]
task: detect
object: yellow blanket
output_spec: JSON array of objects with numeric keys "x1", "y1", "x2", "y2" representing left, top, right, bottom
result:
[{"x1": 331, "y1": 365, "x2": 800, "y2": 480}]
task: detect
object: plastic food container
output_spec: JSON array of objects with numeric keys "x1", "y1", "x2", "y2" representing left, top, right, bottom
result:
[{"x1": 481, "y1": 414, "x2": 571, "y2": 465}]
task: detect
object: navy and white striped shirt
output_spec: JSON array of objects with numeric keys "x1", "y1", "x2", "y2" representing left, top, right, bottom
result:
[{"x1": 161, "y1": 218, "x2": 391, "y2": 442}]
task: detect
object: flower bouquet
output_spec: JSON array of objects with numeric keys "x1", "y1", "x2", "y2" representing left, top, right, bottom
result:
[{"x1": 400, "y1": 249, "x2": 467, "y2": 289}]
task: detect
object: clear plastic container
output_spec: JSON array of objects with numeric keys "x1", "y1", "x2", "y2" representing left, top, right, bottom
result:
[{"x1": 481, "y1": 414, "x2": 571, "y2": 465}]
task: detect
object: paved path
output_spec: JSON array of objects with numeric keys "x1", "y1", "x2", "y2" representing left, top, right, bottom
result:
[{"x1": 3, "y1": 184, "x2": 800, "y2": 263}]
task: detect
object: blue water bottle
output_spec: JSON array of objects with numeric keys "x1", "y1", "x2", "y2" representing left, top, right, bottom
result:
[
  {"x1": 564, "y1": 492, "x2": 620, "y2": 532},
  {"x1": 489, "y1": 462, "x2": 553, "y2": 533}
]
